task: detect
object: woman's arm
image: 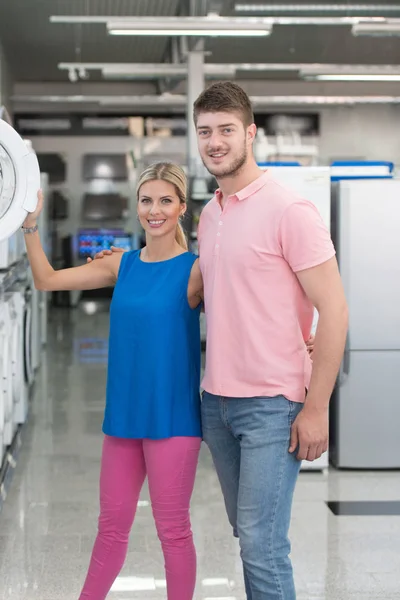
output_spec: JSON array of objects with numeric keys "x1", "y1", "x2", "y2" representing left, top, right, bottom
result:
[
  {"x1": 23, "y1": 191, "x2": 121, "y2": 292},
  {"x1": 187, "y1": 259, "x2": 203, "y2": 309}
]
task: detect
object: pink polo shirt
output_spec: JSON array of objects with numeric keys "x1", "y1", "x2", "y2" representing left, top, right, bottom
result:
[{"x1": 198, "y1": 170, "x2": 336, "y2": 403}]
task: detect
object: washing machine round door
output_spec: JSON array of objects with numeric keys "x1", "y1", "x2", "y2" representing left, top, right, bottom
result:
[{"x1": 0, "y1": 120, "x2": 41, "y2": 242}]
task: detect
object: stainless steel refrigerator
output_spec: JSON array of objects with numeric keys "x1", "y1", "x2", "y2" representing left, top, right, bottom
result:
[
  {"x1": 330, "y1": 178, "x2": 400, "y2": 468},
  {"x1": 269, "y1": 166, "x2": 331, "y2": 471}
]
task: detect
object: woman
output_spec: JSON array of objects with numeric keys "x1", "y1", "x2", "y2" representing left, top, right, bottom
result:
[{"x1": 23, "y1": 162, "x2": 204, "y2": 600}]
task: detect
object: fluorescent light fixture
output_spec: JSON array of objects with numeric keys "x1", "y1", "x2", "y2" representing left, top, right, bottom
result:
[
  {"x1": 17, "y1": 95, "x2": 89, "y2": 103},
  {"x1": 108, "y1": 28, "x2": 269, "y2": 36},
  {"x1": 100, "y1": 94, "x2": 187, "y2": 106},
  {"x1": 103, "y1": 64, "x2": 187, "y2": 78},
  {"x1": 50, "y1": 13, "x2": 397, "y2": 27},
  {"x1": 270, "y1": 16, "x2": 386, "y2": 24},
  {"x1": 250, "y1": 95, "x2": 400, "y2": 105},
  {"x1": 352, "y1": 21, "x2": 400, "y2": 35},
  {"x1": 103, "y1": 66, "x2": 236, "y2": 78},
  {"x1": 51, "y1": 16, "x2": 115, "y2": 23},
  {"x1": 12, "y1": 94, "x2": 400, "y2": 106},
  {"x1": 107, "y1": 16, "x2": 387, "y2": 32},
  {"x1": 235, "y1": 4, "x2": 400, "y2": 13},
  {"x1": 58, "y1": 62, "x2": 400, "y2": 82},
  {"x1": 50, "y1": 15, "x2": 272, "y2": 25},
  {"x1": 106, "y1": 18, "x2": 272, "y2": 36},
  {"x1": 300, "y1": 64, "x2": 400, "y2": 76},
  {"x1": 307, "y1": 74, "x2": 400, "y2": 81},
  {"x1": 58, "y1": 62, "x2": 236, "y2": 79},
  {"x1": 50, "y1": 15, "x2": 272, "y2": 35}
]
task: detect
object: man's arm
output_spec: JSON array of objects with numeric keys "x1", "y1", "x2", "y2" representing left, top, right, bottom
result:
[
  {"x1": 298, "y1": 256, "x2": 348, "y2": 410},
  {"x1": 289, "y1": 256, "x2": 348, "y2": 461}
]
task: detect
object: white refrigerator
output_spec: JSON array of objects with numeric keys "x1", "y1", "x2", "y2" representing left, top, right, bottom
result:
[
  {"x1": 330, "y1": 179, "x2": 400, "y2": 468},
  {"x1": 268, "y1": 166, "x2": 332, "y2": 471}
]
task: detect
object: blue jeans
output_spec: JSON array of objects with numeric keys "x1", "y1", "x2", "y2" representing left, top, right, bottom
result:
[{"x1": 201, "y1": 392, "x2": 303, "y2": 600}]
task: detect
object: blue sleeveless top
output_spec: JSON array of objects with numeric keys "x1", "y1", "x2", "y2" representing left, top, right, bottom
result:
[{"x1": 103, "y1": 250, "x2": 202, "y2": 439}]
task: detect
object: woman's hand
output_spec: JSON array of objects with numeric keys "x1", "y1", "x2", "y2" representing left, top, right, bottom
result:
[
  {"x1": 23, "y1": 190, "x2": 43, "y2": 228},
  {"x1": 306, "y1": 334, "x2": 315, "y2": 356}
]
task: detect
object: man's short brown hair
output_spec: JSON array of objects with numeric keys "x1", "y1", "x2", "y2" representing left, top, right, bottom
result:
[{"x1": 193, "y1": 81, "x2": 254, "y2": 127}]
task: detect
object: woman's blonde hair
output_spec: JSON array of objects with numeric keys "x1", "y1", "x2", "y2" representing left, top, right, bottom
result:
[{"x1": 136, "y1": 162, "x2": 188, "y2": 251}]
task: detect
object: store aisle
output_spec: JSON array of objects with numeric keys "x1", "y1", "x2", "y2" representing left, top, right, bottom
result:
[{"x1": 0, "y1": 309, "x2": 399, "y2": 600}]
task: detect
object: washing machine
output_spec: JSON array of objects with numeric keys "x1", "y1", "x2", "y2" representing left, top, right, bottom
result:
[
  {"x1": 0, "y1": 119, "x2": 41, "y2": 245},
  {"x1": 31, "y1": 281, "x2": 41, "y2": 371},
  {"x1": 23, "y1": 283, "x2": 35, "y2": 389},
  {"x1": 36, "y1": 173, "x2": 49, "y2": 354},
  {"x1": 0, "y1": 300, "x2": 8, "y2": 467},
  {"x1": 0, "y1": 297, "x2": 14, "y2": 447},
  {"x1": 6, "y1": 290, "x2": 28, "y2": 425},
  {"x1": 0, "y1": 233, "x2": 18, "y2": 269}
]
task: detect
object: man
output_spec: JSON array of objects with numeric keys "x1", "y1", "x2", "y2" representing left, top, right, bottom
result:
[
  {"x1": 193, "y1": 82, "x2": 348, "y2": 600},
  {"x1": 91, "y1": 81, "x2": 348, "y2": 600}
]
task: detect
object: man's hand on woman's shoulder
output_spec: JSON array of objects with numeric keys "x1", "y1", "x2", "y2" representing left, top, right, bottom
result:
[{"x1": 87, "y1": 246, "x2": 126, "y2": 264}]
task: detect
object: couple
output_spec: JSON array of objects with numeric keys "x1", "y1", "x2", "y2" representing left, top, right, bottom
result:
[{"x1": 22, "y1": 82, "x2": 348, "y2": 600}]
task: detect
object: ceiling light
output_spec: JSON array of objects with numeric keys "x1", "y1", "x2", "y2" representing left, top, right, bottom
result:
[
  {"x1": 352, "y1": 21, "x2": 400, "y2": 35},
  {"x1": 108, "y1": 28, "x2": 269, "y2": 36},
  {"x1": 251, "y1": 96, "x2": 400, "y2": 105},
  {"x1": 50, "y1": 13, "x2": 397, "y2": 28},
  {"x1": 306, "y1": 74, "x2": 400, "y2": 81},
  {"x1": 50, "y1": 15, "x2": 272, "y2": 36},
  {"x1": 102, "y1": 64, "x2": 187, "y2": 78},
  {"x1": 50, "y1": 15, "x2": 272, "y2": 25},
  {"x1": 58, "y1": 62, "x2": 236, "y2": 80},
  {"x1": 103, "y1": 64, "x2": 236, "y2": 78},
  {"x1": 106, "y1": 18, "x2": 272, "y2": 36},
  {"x1": 99, "y1": 94, "x2": 187, "y2": 106},
  {"x1": 300, "y1": 64, "x2": 400, "y2": 76},
  {"x1": 58, "y1": 62, "x2": 400, "y2": 80},
  {"x1": 272, "y1": 16, "x2": 385, "y2": 24},
  {"x1": 235, "y1": 4, "x2": 400, "y2": 13},
  {"x1": 13, "y1": 95, "x2": 91, "y2": 103},
  {"x1": 12, "y1": 94, "x2": 400, "y2": 106},
  {"x1": 51, "y1": 16, "x2": 114, "y2": 23}
]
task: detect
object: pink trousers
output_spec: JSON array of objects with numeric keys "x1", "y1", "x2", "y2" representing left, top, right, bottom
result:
[{"x1": 79, "y1": 435, "x2": 202, "y2": 600}]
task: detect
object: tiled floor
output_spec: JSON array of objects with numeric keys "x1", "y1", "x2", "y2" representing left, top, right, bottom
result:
[{"x1": 1, "y1": 308, "x2": 400, "y2": 599}]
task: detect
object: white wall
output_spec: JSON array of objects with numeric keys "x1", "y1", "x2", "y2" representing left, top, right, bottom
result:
[{"x1": 319, "y1": 106, "x2": 400, "y2": 166}]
